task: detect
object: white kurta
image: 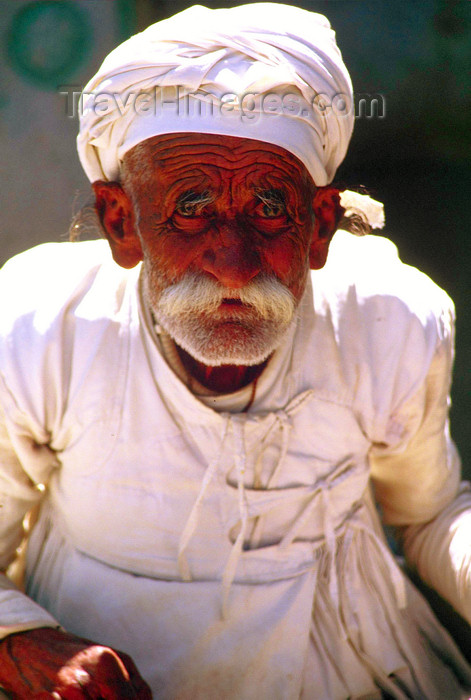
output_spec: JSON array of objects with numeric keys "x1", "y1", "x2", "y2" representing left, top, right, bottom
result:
[{"x1": 0, "y1": 232, "x2": 470, "y2": 699}]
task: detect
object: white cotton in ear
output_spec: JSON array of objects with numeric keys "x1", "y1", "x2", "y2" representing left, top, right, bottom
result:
[{"x1": 340, "y1": 190, "x2": 385, "y2": 229}]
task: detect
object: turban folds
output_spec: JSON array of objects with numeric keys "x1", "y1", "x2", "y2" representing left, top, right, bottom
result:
[{"x1": 77, "y1": 3, "x2": 354, "y2": 186}]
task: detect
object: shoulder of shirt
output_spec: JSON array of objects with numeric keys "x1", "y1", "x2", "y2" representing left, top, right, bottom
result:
[
  {"x1": 0, "y1": 239, "x2": 138, "y2": 335},
  {"x1": 304, "y1": 231, "x2": 454, "y2": 440},
  {"x1": 310, "y1": 230, "x2": 454, "y2": 346}
]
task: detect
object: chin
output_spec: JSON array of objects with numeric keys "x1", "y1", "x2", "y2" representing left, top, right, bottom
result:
[{"x1": 156, "y1": 313, "x2": 292, "y2": 367}]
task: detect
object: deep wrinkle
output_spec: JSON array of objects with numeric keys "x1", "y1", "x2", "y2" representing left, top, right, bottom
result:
[
  {"x1": 96, "y1": 132, "x2": 342, "y2": 391},
  {"x1": 123, "y1": 134, "x2": 316, "y2": 299}
]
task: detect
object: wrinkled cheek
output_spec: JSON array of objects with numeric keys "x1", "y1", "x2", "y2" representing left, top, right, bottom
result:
[
  {"x1": 264, "y1": 243, "x2": 308, "y2": 294},
  {"x1": 143, "y1": 240, "x2": 194, "y2": 283}
]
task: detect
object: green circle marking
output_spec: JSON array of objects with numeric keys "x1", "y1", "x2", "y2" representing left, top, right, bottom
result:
[{"x1": 7, "y1": 1, "x2": 92, "y2": 89}]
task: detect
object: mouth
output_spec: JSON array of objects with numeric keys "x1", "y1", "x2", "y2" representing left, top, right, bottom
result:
[
  {"x1": 213, "y1": 298, "x2": 254, "y2": 318},
  {"x1": 221, "y1": 298, "x2": 244, "y2": 306}
]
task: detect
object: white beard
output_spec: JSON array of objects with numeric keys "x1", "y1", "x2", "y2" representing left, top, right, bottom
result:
[{"x1": 142, "y1": 268, "x2": 301, "y2": 366}]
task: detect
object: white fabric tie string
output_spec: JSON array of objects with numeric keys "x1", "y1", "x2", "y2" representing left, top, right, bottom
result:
[
  {"x1": 251, "y1": 391, "x2": 315, "y2": 546},
  {"x1": 320, "y1": 483, "x2": 342, "y2": 633},
  {"x1": 179, "y1": 389, "x2": 397, "y2": 629},
  {"x1": 177, "y1": 413, "x2": 231, "y2": 581},
  {"x1": 252, "y1": 409, "x2": 291, "y2": 488},
  {"x1": 250, "y1": 410, "x2": 291, "y2": 548},
  {"x1": 178, "y1": 391, "x2": 316, "y2": 616},
  {"x1": 324, "y1": 521, "x2": 413, "y2": 698},
  {"x1": 351, "y1": 521, "x2": 407, "y2": 610},
  {"x1": 267, "y1": 410, "x2": 292, "y2": 485},
  {"x1": 279, "y1": 458, "x2": 354, "y2": 639},
  {"x1": 176, "y1": 412, "x2": 251, "y2": 617},
  {"x1": 221, "y1": 414, "x2": 250, "y2": 617}
]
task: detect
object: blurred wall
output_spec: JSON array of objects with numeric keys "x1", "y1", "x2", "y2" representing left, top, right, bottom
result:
[
  {"x1": 1, "y1": 0, "x2": 470, "y2": 474},
  {"x1": 0, "y1": 0, "x2": 134, "y2": 259}
]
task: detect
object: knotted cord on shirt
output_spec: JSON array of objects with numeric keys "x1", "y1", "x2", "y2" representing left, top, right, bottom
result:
[
  {"x1": 176, "y1": 388, "x2": 407, "y2": 628},
  {"x1": 221, "y1": 415, "x2": 250, "y2": 617},
  {"x1": 177, "y1": 413, "x2": 231, "y2": 581}
]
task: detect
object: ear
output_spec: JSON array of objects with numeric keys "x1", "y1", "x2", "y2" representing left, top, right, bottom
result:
[
  {"x1": 92, "y1": 181, "x2": 143, "y2": 269},
  {"x1": 309, "y1": 186, "x2": 344, "y2": 270}
]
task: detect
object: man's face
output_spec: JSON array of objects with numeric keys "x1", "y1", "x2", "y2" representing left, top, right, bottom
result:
[{"x1": 119, "y1": 133, "x2": 319, "y2": 366}]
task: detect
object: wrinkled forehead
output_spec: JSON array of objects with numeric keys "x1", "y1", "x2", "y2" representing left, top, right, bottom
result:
[{"x1": 122, "y1": 132, "x2": 316, "y2": 194}]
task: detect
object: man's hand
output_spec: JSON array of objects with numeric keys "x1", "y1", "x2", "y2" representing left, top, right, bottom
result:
[{"x1": 0, "y1": 627, "x2": 152, "y2": 699}]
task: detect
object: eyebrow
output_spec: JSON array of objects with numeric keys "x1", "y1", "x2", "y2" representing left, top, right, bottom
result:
[
  {"x1": 176, "y1": 189, "x2": 215, "y2": 212},
  {"x1": 252, "y1": 188, "x2": 286, "y2": 208}
]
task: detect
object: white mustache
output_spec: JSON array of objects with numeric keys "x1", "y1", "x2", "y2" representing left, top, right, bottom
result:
[{"x1": 157, "y1": 273, "x2": 296, "y2": 325}]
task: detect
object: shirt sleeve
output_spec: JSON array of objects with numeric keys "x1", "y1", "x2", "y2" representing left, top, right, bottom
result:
[
  {"x1": 0, "y1": 241, "x2": 121, "y2": 641},
  {"x1": 0, "y1": 390, "x2": 61, "y2": 639},
  {"x1": 369, "y1": 306, "x2": 471, "y2": 624},
  {"x1": 401, "y1": 483, "x2": 471, "y2": 626},
  {"x1": 0, "y1": 575, "x2": 61, "y2": 639}
]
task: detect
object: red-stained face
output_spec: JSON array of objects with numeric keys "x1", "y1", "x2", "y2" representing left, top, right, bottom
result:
[{"x1": 94, "y1": 133, "x2": 342, "y2": 366}]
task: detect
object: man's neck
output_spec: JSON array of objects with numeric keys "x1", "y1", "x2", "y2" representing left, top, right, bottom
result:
[{"x1": 176, "y1": 346, "x2": 268, "y2": 394}]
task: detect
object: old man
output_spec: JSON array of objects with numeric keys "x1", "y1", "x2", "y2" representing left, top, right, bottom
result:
[{"x1": 0, "y1": 4, "x2": 470, "y2": 698}]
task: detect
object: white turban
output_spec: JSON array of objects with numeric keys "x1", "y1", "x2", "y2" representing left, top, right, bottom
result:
[{"x1": 77, "y1": 3, "x2": 354, "y2": 186}]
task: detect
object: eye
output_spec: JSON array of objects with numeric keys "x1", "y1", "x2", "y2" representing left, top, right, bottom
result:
[
  {"x1": 172, "y1": 190, "x2": 214, "y2": 234},
  {"x1": 250, "y1": 189, "x2": 290, "y2": 236},
  {"x1": 175, "y1": 202, "x2": 200, "y2": 217},
  {"x1": 258, "y1": 201, "x2": 286, "y2": 218},
  {"x1": 252, "y1": 188, "x2": 288, "y2": 220}
]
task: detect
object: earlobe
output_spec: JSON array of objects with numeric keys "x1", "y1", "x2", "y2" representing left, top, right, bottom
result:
[
  {"x1": 92, "y1": 181, "x2": 143, "y2": 269},
  {"x1": 309, "y1": 186, "x2": 344, "y2": 270}
]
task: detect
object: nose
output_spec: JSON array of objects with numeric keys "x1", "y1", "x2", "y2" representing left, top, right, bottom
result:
[{"x1": 201, "y1": 224, "x2": 261, "y2": 289}]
